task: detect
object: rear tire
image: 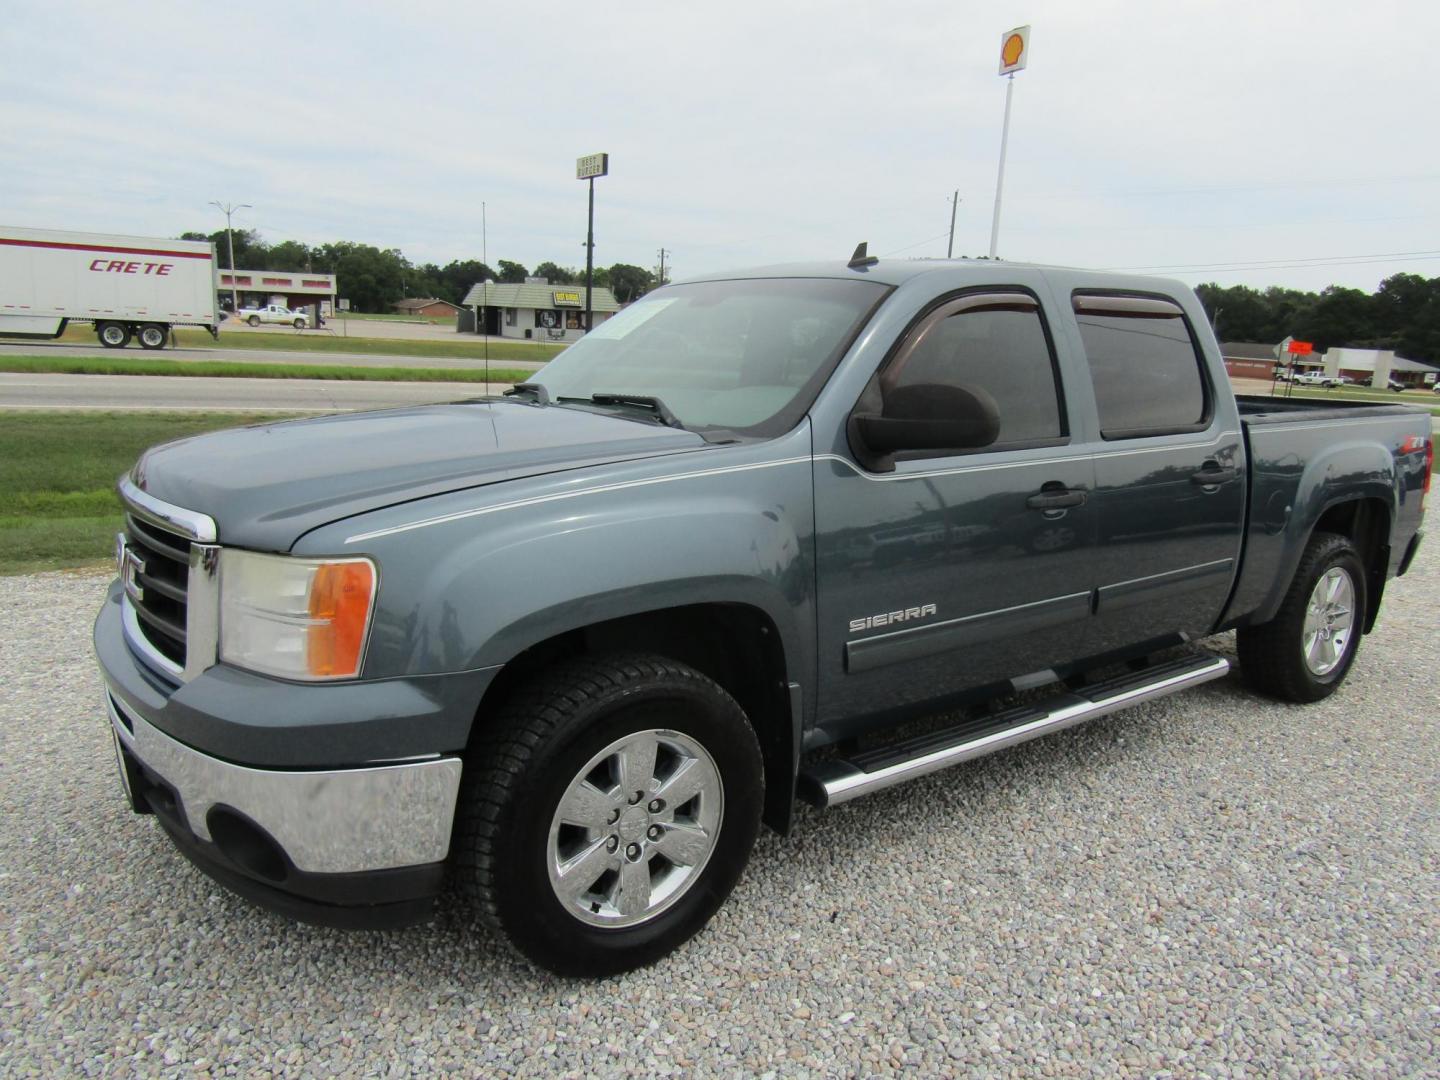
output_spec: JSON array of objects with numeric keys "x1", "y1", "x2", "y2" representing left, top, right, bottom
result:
[
  {"x1": 1238, "y1": 531, "x2": 1367, "y2": 702},
  {"x1": 293, "y1": 318, "x2": 305, "y2": 329},
  {"x1": 454, "y1": 653, "x2": 763, "y2": 976},
  {"x1": 97, "y1": 321, "x2": 130, "y2": 348},
  {"x1": 137, "y1": 324, "x2": 167, "y2": 350},
  {"x1": 247, "y1": 315, "x2": 260, "y2": 327}
]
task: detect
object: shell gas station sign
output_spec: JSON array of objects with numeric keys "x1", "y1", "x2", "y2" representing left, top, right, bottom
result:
[{"x1": 999, "y1": 25, "x2": 1030, "y2": 75}]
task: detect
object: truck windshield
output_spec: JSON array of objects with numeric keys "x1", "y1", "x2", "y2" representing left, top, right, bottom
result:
[{"x1": 531, "y1": 277, "x2": 889, "y2": 437}]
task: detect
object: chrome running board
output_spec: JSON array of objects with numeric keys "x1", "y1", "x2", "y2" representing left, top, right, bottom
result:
[{"x1": 799, "y1": 654, "x2": 1231, "y2": 808}]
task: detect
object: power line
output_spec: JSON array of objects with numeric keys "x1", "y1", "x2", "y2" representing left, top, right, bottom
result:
[{"x1": 880, "y1": 231, "x2": 953, "y2": 257}]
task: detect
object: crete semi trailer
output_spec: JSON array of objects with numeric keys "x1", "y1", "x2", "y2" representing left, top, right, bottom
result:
[{"x1": 0, "y1": 226, "x2": 219, "y2": 349}]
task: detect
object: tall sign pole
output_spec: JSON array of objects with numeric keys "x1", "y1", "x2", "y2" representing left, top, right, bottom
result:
[
  {"x1": 576, "y1": 153, "x2": 609, "y2": 332},
  {"x1": 988, "y1": 26, "x2": 1030, "y2": 260}
]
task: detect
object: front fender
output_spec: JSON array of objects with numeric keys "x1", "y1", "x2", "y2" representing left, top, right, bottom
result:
[
  {"x1": 295, "y1": 433, "x2": 817, "y2": 687},
  {"x1": 423, "y1": 494, "x2": 811, "y2": 675}
]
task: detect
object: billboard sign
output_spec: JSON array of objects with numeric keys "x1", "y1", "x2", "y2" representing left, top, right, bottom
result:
[{"x1": 576, "y1": 153, "x2": 609, "y2": 180}]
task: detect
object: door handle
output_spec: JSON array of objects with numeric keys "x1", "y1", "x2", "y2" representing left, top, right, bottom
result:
[
  {"x1": 1026, "y1": 489, "x2": 1087, "y2": 510},
  {"x1": 1190, "y1": 466, "x2": 1238, "y2": 486}
]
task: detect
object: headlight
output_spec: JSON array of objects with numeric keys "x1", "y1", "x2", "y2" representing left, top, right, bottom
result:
[{"x1": 219, "y1": 550, "x2": 377, "y2": 680}]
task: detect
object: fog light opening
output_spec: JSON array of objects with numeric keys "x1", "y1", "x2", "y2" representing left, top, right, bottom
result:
[{"x1": 207, "y1": 807, "x2": 288, "y2": 883}]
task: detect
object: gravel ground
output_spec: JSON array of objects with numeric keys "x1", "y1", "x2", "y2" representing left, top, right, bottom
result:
[{"x1": 2, "y1": 545, "x2": 1436, "y2": 1077}]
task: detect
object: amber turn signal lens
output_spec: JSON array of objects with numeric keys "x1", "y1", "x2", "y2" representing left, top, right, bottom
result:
[{"x1": 306, "y1": 561, "x2": 376, "y2": 678}]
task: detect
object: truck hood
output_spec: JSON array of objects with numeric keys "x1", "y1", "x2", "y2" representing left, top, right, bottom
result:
[{"x1": 131, "y1": 400, "x2": 709, "y2": 551}]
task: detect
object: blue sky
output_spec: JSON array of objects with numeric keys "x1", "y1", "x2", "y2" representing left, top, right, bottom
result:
[{"x1": 3, "y1": 0, "x2": 1436, "y2": 292}]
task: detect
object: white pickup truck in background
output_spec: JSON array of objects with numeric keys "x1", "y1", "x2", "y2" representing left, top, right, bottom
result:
[
  {"x1": 239, "y1": 304, "x2": 308, "y2": 328},
  {"x1": 1293, "y1": 372, "x2": 1345, "y2": 388}
]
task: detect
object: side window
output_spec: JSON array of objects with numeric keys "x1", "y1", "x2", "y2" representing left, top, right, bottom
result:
[
  {"x1": 1073, "y1": 294, "x2": 1209, "y2": 439},
  {"x1": 886, "y1": 295, "x2": 1065, "y2": 446}
]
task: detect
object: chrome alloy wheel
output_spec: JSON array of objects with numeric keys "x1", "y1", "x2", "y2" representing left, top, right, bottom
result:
[
  {"x1": 547, "y1": 729, "x2": 723, "y2": 928},
  {"x1": 1302, "y1": 566, "x2": 1355, "y2": 676}
]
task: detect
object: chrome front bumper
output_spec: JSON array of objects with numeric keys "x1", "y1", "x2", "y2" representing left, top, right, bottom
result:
[{"x1": 105, "y1": 692, "x2": 463, "y2": 874}]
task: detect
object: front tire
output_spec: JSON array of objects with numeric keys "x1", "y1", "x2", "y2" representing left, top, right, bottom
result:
[
  {"x1": 1238, "y1": 531, "x2": 1367, "y2": 702},
  {"x1": 454, "y1": 654, "x2": 763, "y2": 976},
  {"x1": 137, "y1": 324, "x2": 167, "y2": 350},
  {"x1": 97, "y1": 321, "x2": 130, "y2": 348}
]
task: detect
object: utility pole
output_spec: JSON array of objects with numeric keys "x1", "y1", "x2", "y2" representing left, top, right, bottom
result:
[
  {"x1": 947, "y1": 192, "x2": 960, "y2": 258},
  {"x1": 656, "y1": 248, "x2": 669, "y2": 288},
  {"x1": 209, "y1": 200, "x2": 251, "y2": 312},
  {"x1": 576, "y1": 153, "x2": 609, "y2": 332}
]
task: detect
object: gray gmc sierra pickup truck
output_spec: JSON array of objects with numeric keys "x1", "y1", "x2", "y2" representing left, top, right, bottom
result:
[{"x1": 96, "y1": 253, "x2": 1431, "y2": 975}]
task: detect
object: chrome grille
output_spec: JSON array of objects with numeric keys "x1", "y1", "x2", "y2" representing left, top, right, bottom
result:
[
  {"x1": 116, "y1": 475, "x2": 220, "y2": 683},
  {"x1": 124, "y1": 512, "x2": 192, "y2": 667}
]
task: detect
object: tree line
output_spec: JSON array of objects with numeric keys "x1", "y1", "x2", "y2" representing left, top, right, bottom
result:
[
  {"x1": 180, "y1": 228, "x2": 666, "y2": 313},
  {"x1": 182, "y1": 226, "x2": 1439, "y2": 365},
  {"x1": 1195, "y1": 274, "x2": 1440, "y2": 366}
]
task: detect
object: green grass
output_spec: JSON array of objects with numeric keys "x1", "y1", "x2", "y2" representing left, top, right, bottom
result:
[
  {"x1": 0, "y1": 355, "x2": 533, "y2": 384},
  {"x1": 57, "y1": 322, "x2": 563, "y2": 362},
  {"x1": 0, "y1": 412, "x2": 286, "y2": 574},
  {"x1": 1265, "y1": 383, "x2": 1440, "y2": 415}
]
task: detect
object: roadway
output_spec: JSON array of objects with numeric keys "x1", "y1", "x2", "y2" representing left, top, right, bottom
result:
[
  {"x1": 0, "y1": 372, "x2": 508, "y2": 412},
  {"x1": 0, "y1": 338, "x2": 547, "y2": 372}
]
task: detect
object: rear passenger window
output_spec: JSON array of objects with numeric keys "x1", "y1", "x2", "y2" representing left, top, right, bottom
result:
[
  {"x1": 1073, "y1": 294, "x2": 1209, "y2": 439},
  {"x1": 886, "y1": 294, "x2": 1064, "y2": 446}
]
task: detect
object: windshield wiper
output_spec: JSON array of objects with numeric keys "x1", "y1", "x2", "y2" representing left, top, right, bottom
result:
[
  {"x1": 585, "y1": 392, "x2": 685, "y2": 429},
  {"x1": 503, "y1": 382, "x2": 551, "y2": 404}
]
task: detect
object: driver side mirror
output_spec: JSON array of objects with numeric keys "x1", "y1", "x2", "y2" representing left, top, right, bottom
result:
[{"x1": 852, "y1": 382, "x2": 1000, "y2": 466}]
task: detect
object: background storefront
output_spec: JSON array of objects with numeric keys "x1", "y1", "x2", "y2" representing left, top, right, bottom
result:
[
  {"x1": 217, "y1": 270, "x2": 337, "y2": 319},
  {"x1": 462, "y1": 281, "x2": 620, "y2": 342}
]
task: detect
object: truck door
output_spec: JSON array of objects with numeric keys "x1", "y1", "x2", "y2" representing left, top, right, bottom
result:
[
  {"x1": 1069, "y1": 292, "x2": 1245, "y2": 656},
  {"x1": 812, "y1": 289, "x2": 1098, "y2": 734}
]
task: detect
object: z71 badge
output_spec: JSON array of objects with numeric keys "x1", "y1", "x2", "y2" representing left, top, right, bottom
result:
[{"x1": 849, "y1": 603, "x2": 937, "y2": 634}]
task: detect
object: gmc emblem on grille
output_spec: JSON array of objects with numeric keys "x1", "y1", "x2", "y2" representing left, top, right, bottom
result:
[{"x1": 121, "y1": 547, "x2": 147, "y2": 604}]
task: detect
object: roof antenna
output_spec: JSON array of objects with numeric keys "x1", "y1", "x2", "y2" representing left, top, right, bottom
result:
[{"x1": 848, "y1": 241, "x2": 878, "y2": 269}]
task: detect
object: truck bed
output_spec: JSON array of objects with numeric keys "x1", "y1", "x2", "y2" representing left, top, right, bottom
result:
[
  {"x1": 1221, "y1": 395, "x2": 1431, "y2": 633},
  {"x1": 1236, "y1": 394, "x2": 1428, "y2": 425}
]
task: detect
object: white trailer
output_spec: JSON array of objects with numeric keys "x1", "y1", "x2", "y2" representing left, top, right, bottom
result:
[{"x1": 0, "y1": 226, "x2": 218, "y2": 349}]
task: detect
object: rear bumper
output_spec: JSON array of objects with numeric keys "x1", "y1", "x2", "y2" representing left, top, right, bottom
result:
[{"x1": 104, "y1": 691, "x2": 459, "y2": 928}]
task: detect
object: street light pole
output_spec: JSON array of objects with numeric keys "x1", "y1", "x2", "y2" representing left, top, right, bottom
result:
[{"x1": 209, "y1": 200, "x2": 251, "y2": 313}]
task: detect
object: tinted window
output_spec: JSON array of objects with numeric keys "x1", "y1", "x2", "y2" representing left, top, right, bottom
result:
[
  {"x1": 535, "y1": 277, "x2": 887, "y2": 437},
  {"x1": 1074, "y1": 305, "x2": 1207, "y2": 438},
  {"x1": 889, "y1": 303, "x2": 1063, "y2": 444}
]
